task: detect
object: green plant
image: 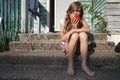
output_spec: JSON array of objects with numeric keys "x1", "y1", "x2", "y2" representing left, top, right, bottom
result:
[
  {"x1": 0, "y1": 16, "x2": 20, "y2": 52},
  {"x1": 0, "y1": 31, "x2": 9, "y2": 52},
  {"x1": 83, "y1": 4, "x2": 110, "y2": 34}
]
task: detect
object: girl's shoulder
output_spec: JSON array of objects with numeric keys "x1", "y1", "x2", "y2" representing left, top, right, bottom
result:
[
  {"x1": 81, "y1": 18, "x2": 86, "y2": 21},
  {"x1": 81, "y1": 18, "x2": 87, "y2": 23},
  {"x1": 60, "y1": 19, "x2": 65, "y2": 25}
]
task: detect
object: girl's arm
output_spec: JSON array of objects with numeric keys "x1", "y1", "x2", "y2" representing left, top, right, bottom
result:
[
  {"x1": 60, "y1": 23, "x2": 66, "y2": 42},
  {"x1": 73, "y1": 18, "x2": 91, "y2": 33},
  {"x1": 60, "y1": 22, "x2": 74, "y2": 42}
]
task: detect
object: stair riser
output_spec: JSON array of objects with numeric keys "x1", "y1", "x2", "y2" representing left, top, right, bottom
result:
[
  {"x1": 9, "y1": 42, "x2": 114, "y2": 52},
  {"x1": 19, "y1": 33, "x2": 61, "y2": 42},
  {"x1": 9, "y1": 42, "x2": 61, "y2": 51},
  {"x1": 19, "y1": 33, "x2": 107, "y2": 42},
  {"x1": 89, "y1": 44, "x2": 114, "y2": 50},
  {"x1": 0, "y1": 52, "x2": 116, "y2": 66},
  {"x1": 88, "y1": 33, "x2": 107, "y2": 41},
  {"x1": 0, "y1": 56, "x2": 67, "y2": 65}
]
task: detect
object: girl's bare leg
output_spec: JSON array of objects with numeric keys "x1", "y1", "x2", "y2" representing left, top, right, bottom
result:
[
  {"x1": 79, "y1": 32, "x2": 95, "y2": 77},
  {"x1": 66, "y1": 33, "x2": 79, "y2": 76}
]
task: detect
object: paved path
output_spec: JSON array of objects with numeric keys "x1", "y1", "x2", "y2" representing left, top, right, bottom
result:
[{"x1": 0, "y1": 64, "x2": 120, "y2": 80}]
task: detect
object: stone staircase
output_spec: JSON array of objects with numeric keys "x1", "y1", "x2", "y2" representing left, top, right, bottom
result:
[
  {"x1": 0, "y1": 33, "x2": 118, "y2": 67},
  {"x1": 9, "y1": 33, "x2": 62, "y2": 52},
  {"x1": 9, "y1": 33, "x2": 115, "y2": 52}
]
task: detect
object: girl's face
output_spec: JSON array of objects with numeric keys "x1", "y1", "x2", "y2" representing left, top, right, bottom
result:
[
  {"x1": 70, "y1": 8, "x2": 81, "y2": 20},
  {"x1": 73, "y1": 8, "x2": 81, "y2": 15}
]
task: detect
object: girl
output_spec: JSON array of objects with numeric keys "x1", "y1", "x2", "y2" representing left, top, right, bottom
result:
[{"x1": 60, "y1": 1, "x2": 95, "y2": 77}]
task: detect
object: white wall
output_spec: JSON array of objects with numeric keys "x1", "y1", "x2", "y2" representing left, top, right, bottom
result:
[
  {"x1": 54, "y1": 0, "x2": 75, "y2": 31},
  {"x1": 107, "y1": 35, "x2": 120, "y2": 46},
  {"x1": 21, "y1": 0, "x2": 27, "y2": 33}
]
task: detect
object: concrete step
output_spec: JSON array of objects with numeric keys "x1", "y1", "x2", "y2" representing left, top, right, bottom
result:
[
  {"x1": 19, "y1": 33, "x2": 107, "y2": 42},
  {"x1": 89, "y1": 40, "x2": 115, "y2": 52},
  {"x1": 9, "y1": 40, "x2": 61, "y2": 51},
  {"x1": 0, "y1": 51, "x2": 119, "y2": 67},
  {"x1": 9, "y1": 40, "x2": 114, "y2": 52},
  {"x1": 19, "y1": 33, "x2": 61, "y2": 42}
]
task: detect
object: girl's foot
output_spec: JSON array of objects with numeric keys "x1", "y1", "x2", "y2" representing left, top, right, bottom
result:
[
  {"x1": 66, "y1": 67, "x2": 75, "y2": 76},
  {"x1": 82, "y1": 65, "x2": 95, "y2": 77}
]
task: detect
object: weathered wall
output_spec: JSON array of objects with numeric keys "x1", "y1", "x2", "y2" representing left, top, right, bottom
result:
[{"x1": 107, "y1": 0, "x2": 120, "y2": 45}]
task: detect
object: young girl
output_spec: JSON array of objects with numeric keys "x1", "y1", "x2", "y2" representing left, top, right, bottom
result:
[{"x1": 60, "y1": 1, "x2": 95, "y2": 77}]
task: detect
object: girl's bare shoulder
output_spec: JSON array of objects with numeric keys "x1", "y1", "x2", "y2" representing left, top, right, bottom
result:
[
  {"x1": 81, "y1": 18, "x2": 88, "y2": 24},
  {"x1": 81, "y1": 18, "x2": 86, "y2": 22},
  {"x1": 60, "y1": 19, "x2": 65, "y2": 25}
]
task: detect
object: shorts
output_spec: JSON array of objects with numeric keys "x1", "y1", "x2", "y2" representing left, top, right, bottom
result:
[{"x1": 61, "y1": 42, "x2": 68, "y2": 56}]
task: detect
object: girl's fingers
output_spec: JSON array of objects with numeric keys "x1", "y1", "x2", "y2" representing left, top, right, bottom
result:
[{"x1": 71, "y1": 18, "x2": 79, "y2": 26}]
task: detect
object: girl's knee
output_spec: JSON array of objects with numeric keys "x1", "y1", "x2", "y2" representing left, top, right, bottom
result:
[
  {"x1": 79, "y1": 32, "x2": 88, "y2": 40},
  {"x1": 70, "y1": 33, "x2": 79, "y2": 41}
]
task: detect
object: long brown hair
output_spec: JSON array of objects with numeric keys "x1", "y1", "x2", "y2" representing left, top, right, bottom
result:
[{"x1": 64, "y1": 1, "x2": 83, "y2": 33}]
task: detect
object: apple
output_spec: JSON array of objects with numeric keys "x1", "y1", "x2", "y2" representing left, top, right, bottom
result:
[{"x1": 71, "y1": 13, "x2": 80, "y2": 20}]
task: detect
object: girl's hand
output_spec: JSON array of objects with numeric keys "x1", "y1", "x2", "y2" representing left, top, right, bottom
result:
[{"x1": 71, "y1": 18, "x2": 79, "y2": 29}]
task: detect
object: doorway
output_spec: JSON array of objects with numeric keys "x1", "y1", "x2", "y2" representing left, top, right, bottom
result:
[{"x1": 50, "y1": 0, "x2": 54, "y2": 32}]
